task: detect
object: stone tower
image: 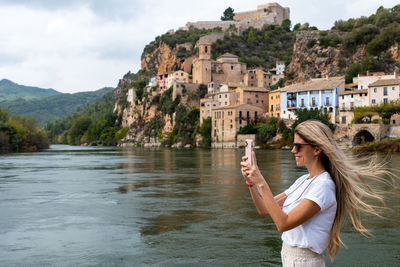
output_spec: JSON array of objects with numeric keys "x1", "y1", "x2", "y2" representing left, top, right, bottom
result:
[{"x1": 192, "y1": 42, "x2": 212, "y2": 84}]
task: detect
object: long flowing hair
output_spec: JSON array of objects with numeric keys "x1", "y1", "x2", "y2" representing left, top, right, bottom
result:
[{"x1": 294, "y1": 120, "x2": 395, "y2": 261}]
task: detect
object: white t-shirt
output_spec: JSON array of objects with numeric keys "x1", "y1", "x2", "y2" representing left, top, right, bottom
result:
[{"x1": 281, "y1": 171, "x2": 337, "y2": 254}]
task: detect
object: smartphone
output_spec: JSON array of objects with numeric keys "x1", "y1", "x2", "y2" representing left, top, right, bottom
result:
[{"x1": 245, "y1": 139, "x2": 254, "y2": 166}]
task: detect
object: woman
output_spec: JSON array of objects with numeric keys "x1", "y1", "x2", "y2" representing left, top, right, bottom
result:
[{"x1": 241, "y1": 120, "x2": 393, "y2": 266}]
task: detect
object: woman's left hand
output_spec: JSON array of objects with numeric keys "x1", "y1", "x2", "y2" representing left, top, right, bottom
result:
[{"x1": 240, "y1": 151, "x2": 264, "y2": 184}]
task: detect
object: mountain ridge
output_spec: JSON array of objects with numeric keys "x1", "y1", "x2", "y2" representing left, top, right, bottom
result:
[{"x1": 0, "y1": 79, "x2": 61, "y2": 102}]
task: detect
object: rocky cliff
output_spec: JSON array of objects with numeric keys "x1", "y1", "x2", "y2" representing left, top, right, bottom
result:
[
  {"x1": 141, "y1": 42, "x2": 179, "y2": 76},
  {"x1": 286, "y1": 30, "x2": 400, "y2": 84}
]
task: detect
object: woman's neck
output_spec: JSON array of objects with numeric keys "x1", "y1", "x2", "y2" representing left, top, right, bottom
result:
[{"x1": 307, "y1": 161, "x2": 326, "y2": 179}]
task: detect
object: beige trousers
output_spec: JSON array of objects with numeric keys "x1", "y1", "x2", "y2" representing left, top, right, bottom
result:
[{"x1": 281, "y1": 242, "x2": 325, "y2": 267}]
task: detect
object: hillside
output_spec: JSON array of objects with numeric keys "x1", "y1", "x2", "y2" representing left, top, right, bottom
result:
[
  {"x1": 114, "y1": 5, "x2": 400, "y2": 148},
  {"x1": 286, "y1": 5, "x2": 400, "y2": 83},
  {"x1": 0, "y1": 79, "x2": 60, "y2": 102},
  {"x1": 1, "y1": 87, "x2": 114, "y2": 126}
]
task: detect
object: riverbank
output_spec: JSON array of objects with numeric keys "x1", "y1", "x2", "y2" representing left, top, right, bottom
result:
[{"x1": 352, "y1": 137, "x2": 400, "y2": 152}]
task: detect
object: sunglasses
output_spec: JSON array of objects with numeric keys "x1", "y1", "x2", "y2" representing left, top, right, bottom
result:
[{"x1": 293, "y1": 143, "x2": 313, "y2": 152}]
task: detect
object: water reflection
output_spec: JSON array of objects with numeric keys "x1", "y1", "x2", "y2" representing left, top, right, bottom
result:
[{"x1": 0, "y1": 145, "x2": 398, "y2": 266}]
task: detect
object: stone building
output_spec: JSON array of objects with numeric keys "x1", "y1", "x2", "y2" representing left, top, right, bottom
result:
[
  {"x1": 280, "y1": 77, "x2": 344, "y2": 123},
  {"x1": 234, "y1": 87, "x2": 269, "y2": 113},
  {"x1": 181, "y1": 2, "x2": 290, "y2": 33},
  {"x1": 244, "y1": 69, "x2": 272, "y2": 88},
  {"x1": 165, "y1": 70, "x2": 190, "y2": 89},
  {"x1": 200, "y1": 88, "x2": 236, "y2": 124},
  {"x1": 192, "y1": 42, "x2": 246, "y2": 86},
  {"x1": 369, "y1": 79, "x2": 400, "y2": 105},
  {"x1": 171, "y1": 81, "x2": 199, "y2": 101},
  {"x1": 353, "y1": 71, "x2": 398, "y2": 90},
  {"x1": 212, "y1": 104, "x2": 264, "y2": 148},
  {"x1": 338, "y1": 89, "x2": 368, "y2": 125},
  {"x1": 157, "y1": 73, "x2": 169, "y2": 91},
  {"x1": 269, "y1": 89, "x2": 281, "y2": 118},
  {"x1": 234, "y1": 3, "x2": 290, "y2": 25}
]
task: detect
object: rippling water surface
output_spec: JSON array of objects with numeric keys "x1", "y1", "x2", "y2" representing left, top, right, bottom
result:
[{"x1": 0, "y1": 145, "x2": 399, "y2": 266}]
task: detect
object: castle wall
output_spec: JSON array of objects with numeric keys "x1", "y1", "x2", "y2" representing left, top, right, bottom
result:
[{"x1": 181, "y1": 3, "x2": 290, "y2": 33}]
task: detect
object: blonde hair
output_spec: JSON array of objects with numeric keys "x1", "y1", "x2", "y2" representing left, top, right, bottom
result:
[{"x1": 294, "y1": 120, "x2": 395, "y2": 261}]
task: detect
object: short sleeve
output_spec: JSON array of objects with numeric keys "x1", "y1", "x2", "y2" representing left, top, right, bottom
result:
[
  {"x1": 284, "y1": 174, "x2": 308, "y2": 196},
  {"x1": 304, "y1": 178, "x2": 336, "y2": 211}
]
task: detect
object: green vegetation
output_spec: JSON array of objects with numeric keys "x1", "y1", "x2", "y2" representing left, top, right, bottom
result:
[
  {"x1": 221, "y1": 7, "x2": 235, "y2": 21},
  {"x1": 353, "y1": 100, "x2": 400, "y2": 124},
  {"x1": 142, "y1": 27, "x2": 223, "y2": 57},
  {"x1": 236, "y1": 117, "x2": 291, "y2": 148},
  {"x1": 211, "y1": 23, "x2": 294, "y2": 69},
  {"x1": 353, "y1": 137, "x2": 400, "y2": 152},
  {"x1": 0, "y1": 108, "x2": 49, "y2": 152},
  {"x1": 0, "y1": 79, "x2": 60, "y2": 102},
  {"x1": 169, "y1": 105, "x2": 200, "y2": 146},
  {"x1": 0, "y1": 87, "x2": 114, "y2": 126},
  {"x1": 291, "y1": 108, "x2": 334, "y2": 132},
  {"x1": 199, "y1": 117, "x2": 212, "y2": 147},
  {"x1": 45, "y1": 91, "x2": 120, "y2": 146}
]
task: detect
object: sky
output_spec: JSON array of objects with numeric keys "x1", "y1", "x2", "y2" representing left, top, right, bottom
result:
[{"x1": 0, "y1": 0, "x2": 398, "y2": 93}]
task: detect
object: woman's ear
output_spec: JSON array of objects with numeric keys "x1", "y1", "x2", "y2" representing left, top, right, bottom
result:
[{"x1": 314, "y1": 146, "x2": 322, "y2": 157}]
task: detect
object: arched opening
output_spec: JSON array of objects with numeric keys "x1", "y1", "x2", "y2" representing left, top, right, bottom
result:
[{"x1": 352, "y1": 130, "x2": 374, "y2": 146}]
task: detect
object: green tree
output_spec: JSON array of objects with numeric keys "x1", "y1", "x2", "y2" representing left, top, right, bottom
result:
[
  {"x1": 291, "y1": 109, "x2": 334, "y2": 134},
  {"x1": 221, "y1": 7, "x2": 234, "y2": 21},
  {"x1": 239, "y1": 124, "x2": 257, "y2": 134},
  {"x1": 281, "y1": 19, "x2": 291, "y2": 32},
  {"x1": 0, "y1": 108, "x2": 10, "y2": 122},
  {"x1": 199, "y1": 117, "x2": 212, "y2": 147},
  {"x1": 247, "y1": 28, "x2": 255, "y2": 46},
  {"x1": 293, "y1": 23, "x2": 301, "y2": 31},
  {"x1": 258, "y1": 123, "x2": 276, "y2": 143},
  {"x1": 68, "y1": 116, "x2": 92, "y2": 145},
  {"x1": 345, "y1": 63, "x2": 362, "y2": 83}
]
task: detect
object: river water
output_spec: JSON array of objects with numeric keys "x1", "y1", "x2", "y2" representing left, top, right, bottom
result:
[{"x1": 0, "y1": 145, "x2": 399, "y2": 266}]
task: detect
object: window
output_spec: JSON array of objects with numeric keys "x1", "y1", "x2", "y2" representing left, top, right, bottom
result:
[
  {"x1": 325, "y1": 97, "x2": 330, "y2": 106},
  {"x1": 205, "y1": 46, "x2": 208, "y2": 53},
  {"x1": 231, "y1": 65, "x2": 234, "y2": 70},
  {"x1": 372, "y1": 99, "x2": 376, "y2": 104},
  {"x1": 341, "y1": 116, "x2": 346, "y2": 124},
  {"x1": 271, "y1": 105, "x2": 274, "y2": 111},
  {"x1": 374, "y1": 88, "x2": 377, "y2": 93},
  {"x1": 271, "y1": 96, "x2": 274, "y2": 100},
  {"x1": 393, "y1": 87, "x2": 395, "y2": 91},
  {"x1": 384, "y1": 87, "x2": 388, "y2": 96},
  {"x1": 384, "y1": 98, "x2": 388, "y2": 104},
  {"x1": 360, "y1": 85, "x2": 363, "y2": 89},
  {"x1": 342, "y1": 96, "x2": 344, "y2": 100},
  {"x1": 225, "y1": 94, "x2": 227, "y2": 98},
  {"x1": 312, "y1": 97, "x2": 316, "y2": 106},
  {"x1": 301, "y1": 99, "x2": 305, "y2": 107},
  {"x1": 351, "y1": 94, "x2": 353, "y2": 98}
]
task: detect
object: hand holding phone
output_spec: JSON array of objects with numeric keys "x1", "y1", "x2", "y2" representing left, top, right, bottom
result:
[{"x1": 245, "y1": 139, "x2": 254, "y2": 166}]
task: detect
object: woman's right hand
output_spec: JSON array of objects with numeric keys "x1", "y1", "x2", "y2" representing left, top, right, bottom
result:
[{"x1": 240, "y1": 151, "x2": 263, "y2": 184}]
